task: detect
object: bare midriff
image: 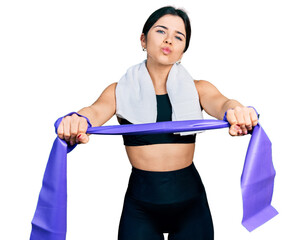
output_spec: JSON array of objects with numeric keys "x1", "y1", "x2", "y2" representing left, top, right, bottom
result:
[{"x1": 125, "y1": 143, "x2": 195, "y2": 172}]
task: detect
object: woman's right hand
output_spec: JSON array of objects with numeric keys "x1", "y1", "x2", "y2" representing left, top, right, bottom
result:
[{"x1": 57, "y1": 113, "x2": 89, "y2": 145}]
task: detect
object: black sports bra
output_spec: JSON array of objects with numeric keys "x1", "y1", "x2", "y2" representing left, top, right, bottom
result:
[{"x1": 118, "y1": 94, "x2": 201, "y2": 146}]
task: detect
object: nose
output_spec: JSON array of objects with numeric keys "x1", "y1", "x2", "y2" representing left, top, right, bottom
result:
[{"x1": 164, "y1": 35, "x2": 172, "y2": 45}]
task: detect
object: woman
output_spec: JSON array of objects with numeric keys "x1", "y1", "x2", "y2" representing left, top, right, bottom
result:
[{"x1": 57, "y1": 6, "x2": 258, "y2": 240}]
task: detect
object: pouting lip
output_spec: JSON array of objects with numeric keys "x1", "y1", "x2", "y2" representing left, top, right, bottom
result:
[{"x1": 162, "y1": 47, "x2": 171, "y2": 54}]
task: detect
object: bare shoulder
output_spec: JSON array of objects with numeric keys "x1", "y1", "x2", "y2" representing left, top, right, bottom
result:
[
  {"x1": 97, "y1": 82, "x2": 117, "y2": 100},
  {"x1": 194, "y1": 80, "x2": 220, "y2": 96},
  {"x1": 91, "y1": 82, "x2": 117, "y2": 108},
  {"x1": 104, "y1": 82, "x2": 118, "y2": 94}
]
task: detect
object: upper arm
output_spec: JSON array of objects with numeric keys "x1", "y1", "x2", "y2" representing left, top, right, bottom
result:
[
  {"x1": 88, "y1": 82, "x2": 117, "y2": 126},
  {"x1": 194, "y1": 80, "x2": 229, "y2": 119}
]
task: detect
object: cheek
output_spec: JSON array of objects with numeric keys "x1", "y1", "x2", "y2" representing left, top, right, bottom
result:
[
  {"x1": 146, "y1": 36, "x2": 162, "y2": 53},
  {"x1": 178, "y1": 39, "x2": 186, "y2": 50},
  {"x1": 147, "y1": 33, "x2": 163, "y2": 46},
  {"x1": 174, "y1": 43, "x2": 185, "y2": 55}
]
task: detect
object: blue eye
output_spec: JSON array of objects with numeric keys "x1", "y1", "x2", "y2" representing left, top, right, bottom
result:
[
  {"x1": 157, "y1": 30, "x2": 165, "y2": 34},
  {"x1": 175, "y1": 36, "x2": 183, "y2": 41}
]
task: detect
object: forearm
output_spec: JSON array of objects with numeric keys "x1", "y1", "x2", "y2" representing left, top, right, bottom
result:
[
  {"x1": 78, "y1": 102, "x2": 116, "y2": 127},
  {"x1": 77, "y1": 106, "x2": 100, "y2": 127}
]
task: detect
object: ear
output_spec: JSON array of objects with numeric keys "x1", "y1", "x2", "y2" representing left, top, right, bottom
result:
[{"x1": 140, "y1": 33, "x2": 146, "y2": 48}]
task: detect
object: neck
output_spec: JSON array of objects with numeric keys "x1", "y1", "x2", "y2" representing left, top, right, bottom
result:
[{"x1": 145, "y1": 58, "x2": 173, "y2": 92}]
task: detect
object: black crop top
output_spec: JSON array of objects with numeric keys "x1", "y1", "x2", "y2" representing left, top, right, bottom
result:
[{"x1": 118, "y1": 94, "x2": 199, "y2": 146}]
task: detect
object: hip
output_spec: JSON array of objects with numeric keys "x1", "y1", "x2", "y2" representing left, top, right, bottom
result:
[{"x1": 125, "y1": 161, "x2": 206, "y2": 205}]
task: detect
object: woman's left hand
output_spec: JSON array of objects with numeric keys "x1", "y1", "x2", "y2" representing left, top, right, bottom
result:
[{"x1": 226, "y1": 106, "x2": 259, "y2": 136}]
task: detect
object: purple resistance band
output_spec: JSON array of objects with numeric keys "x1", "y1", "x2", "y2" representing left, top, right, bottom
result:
[{"x1": 30, "y1": 111, "x2": 278, "y2": 239}]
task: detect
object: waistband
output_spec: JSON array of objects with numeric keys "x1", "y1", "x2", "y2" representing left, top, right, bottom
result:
[
  {"x1": 132, "y1": 161, "x2": 196, "y2": 177},
  {"x1": 126, "y1": 162, "x2": 205, "y2": 204}
]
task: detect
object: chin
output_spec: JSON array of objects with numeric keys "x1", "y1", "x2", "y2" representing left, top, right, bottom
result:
[
  {"x1": 147, "y1": 54, "x2": 178, "y2": 66},
  {"x1": 155, "y1": 57, "x2": 177, "y2": 66}
]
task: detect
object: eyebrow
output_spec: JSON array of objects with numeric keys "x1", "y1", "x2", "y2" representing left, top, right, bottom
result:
[{"x1": 154, "y1": 25, "x2": 186, "y2": 38}]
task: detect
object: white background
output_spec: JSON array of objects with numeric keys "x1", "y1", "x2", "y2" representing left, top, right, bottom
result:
[{"x1": 1, "y1": 0, "x2": 307, "y2": 239}]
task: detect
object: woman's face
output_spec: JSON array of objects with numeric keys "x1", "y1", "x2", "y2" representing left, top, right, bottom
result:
[{"x1": 141, "y1": 14, "x2": 186, "y2": 66}]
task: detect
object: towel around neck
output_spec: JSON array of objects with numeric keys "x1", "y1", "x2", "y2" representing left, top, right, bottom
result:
[{"x1": 115, "y1": 60, "x2": 204, "y2": 136}]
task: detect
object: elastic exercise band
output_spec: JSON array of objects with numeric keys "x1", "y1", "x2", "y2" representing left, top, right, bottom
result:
[{"x1": 30, "y1": 112, "x2": 278, "y2": 239}]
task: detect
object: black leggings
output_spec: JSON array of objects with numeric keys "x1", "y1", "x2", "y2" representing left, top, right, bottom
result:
[{"x1": 118, "y1": 162, "x2": 214, "y2": 240}]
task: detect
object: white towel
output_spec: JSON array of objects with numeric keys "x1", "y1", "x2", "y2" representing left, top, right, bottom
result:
[{"x1": 115, "y1": 60, "x2": 204, "y2": 135}]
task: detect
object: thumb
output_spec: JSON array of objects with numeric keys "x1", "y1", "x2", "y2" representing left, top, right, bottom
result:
[
  {"x1": 229, "y1": 125, "x2": 237, "y2": 136},
  {"x1": 77, "y1": 133, "x2": 89, "y2": 144},
  {"x1": 229, "y1": 124, "x2": 242, "y2": 136}
]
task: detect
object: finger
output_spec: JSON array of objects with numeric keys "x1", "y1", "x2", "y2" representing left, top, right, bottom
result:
[
  {"x1": 226, "y1": 109, "x2": 237, "y2": 125},
  {"x1": 78, "y1": 117, "x2": 88, "y2": 134},
  {"x1": 77, "y1": 133, "x2": 89, "y2": 144},
  {"x1": 62, "y1": 117, "x2": 71, "y2": 143},
  {"x1": 227, "y1": 109, "x2": 242, "y2": 135},
  {"x1": 249, "y1": 108, "x2": 259, "y2": 126},
  {"x1": 76, "y1": 118, "x2": 89, "y2": 144},
  {"x1": 234, "y1": 107, "x2": 246, "y2": 132},
  {"x1": 229, "y1": 124, "x2": 239, "y2": 136},
  {"x1": 69, "y1": 114, "x2": 79, "y2": 145},
  {"x1": 241, "y1": 126, "x2": 248, "y2": 135},
  {"x1": 57, "y1": 121, "x2": 64, "y2": 139},
  {"x1": 230, "y1": 124, "x2": 244, "y2": 136},
  {"x1": 243, "y1": 108, "x2": 252, "y2": 133},
  {"x1": 235, "y1": 124, "x2": 244, "y2": 136}
]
